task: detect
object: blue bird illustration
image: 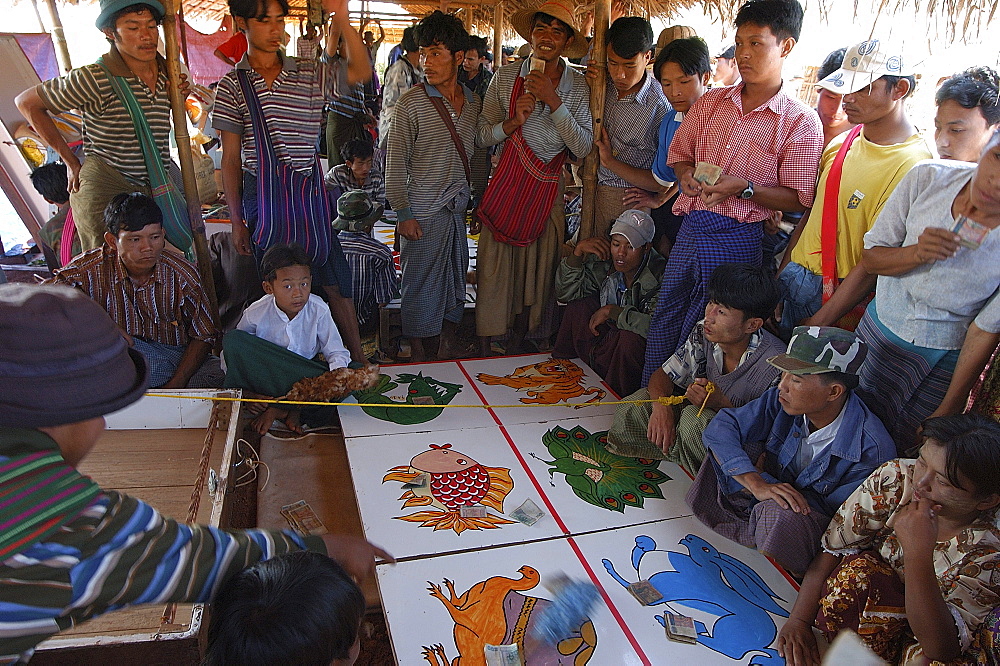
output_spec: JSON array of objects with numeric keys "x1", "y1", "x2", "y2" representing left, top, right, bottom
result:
[{"x1": 602, "y1": 534, "x2": 789, "y2": 664}]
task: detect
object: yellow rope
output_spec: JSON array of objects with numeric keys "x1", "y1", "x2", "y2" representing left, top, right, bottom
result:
[{"x1": 144, "y1": 383, "x2": 717, "y2": 411}]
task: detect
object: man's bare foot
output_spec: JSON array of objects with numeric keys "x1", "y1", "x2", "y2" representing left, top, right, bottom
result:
[
  {"x1": 437, "y1": 337, "x2": 468, "y2": 360},
  {"x1": 410, "y1": 337, "x2": 427, "y2": 363}
]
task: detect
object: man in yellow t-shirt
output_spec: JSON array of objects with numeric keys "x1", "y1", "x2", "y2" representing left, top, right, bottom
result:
[{"x1": 776, "y1": 39, "x2": 931, "y2": 336}]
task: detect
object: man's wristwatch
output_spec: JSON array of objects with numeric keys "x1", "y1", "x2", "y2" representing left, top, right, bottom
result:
[{"x1": 739, "y1": 179, "x2": 754, "y2": 199}]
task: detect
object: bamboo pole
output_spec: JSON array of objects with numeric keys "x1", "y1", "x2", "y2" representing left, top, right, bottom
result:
[
  {"x1": 463, "y1": 7, "x2": 473, "y2": 31},
  {"x1": 177, "y1": 0, "x2": 191, "y2": 67},
  {"x1": 160, "y1": 0, "x2": 220, "y2": 324},
  {"x1": 579, "y1": 0, "x2": 609, "y2": 241},
  {"x1": 40, "y1": 0, "x2": 73, "y2": 73},
  {"x1": 492, "y1": 1, "x2": 503, "y2": 68}
]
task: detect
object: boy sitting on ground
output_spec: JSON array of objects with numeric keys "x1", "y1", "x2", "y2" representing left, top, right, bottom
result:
[
  {"x1": 204, "y1": 551, "x2": 365, "y2": 666},
  {"x1": 685, "y1": 325, "x2": 896, "y2": 578},
  {"x1": 224, "y1": 243, "x2": 351, "y2": 435},
  {"x1": 607, "y1": 263, "x2": 784, "y2": 476},
  {"x1": 325, "y1": 137, "x2": 385, "y2": 205}
]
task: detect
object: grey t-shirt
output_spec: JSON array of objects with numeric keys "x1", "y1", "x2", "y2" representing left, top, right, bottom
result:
[{"x1": 864, "y1": 160, "x2": 1000, "y2": 349}]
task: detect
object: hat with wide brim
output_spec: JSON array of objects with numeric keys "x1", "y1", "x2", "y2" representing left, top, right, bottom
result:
[
  {"x1": 0, "y1": 284, "x2": 149, "y2": 428},
  {"x1": 333, "y1": 190, "x2": 386, "y2": 232},
  {"x1": 96, "y1": 0, "x2": 166, "y2": 30},
  {"x1": 510, "y1": 0, "x2": 589, "y2": 60}
]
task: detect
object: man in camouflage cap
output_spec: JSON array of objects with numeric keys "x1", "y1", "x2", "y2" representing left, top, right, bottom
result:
[{"x1": 684, "y1": 326, "x2": 896, "y2": 577}]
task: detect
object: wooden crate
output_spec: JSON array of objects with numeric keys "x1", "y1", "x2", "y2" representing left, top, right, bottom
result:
[{"x1": 31, "y1": 391, "x2": 244, "y2": 665}]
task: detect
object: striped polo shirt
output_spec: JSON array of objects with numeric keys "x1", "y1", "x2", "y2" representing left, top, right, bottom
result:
[
  {"x1": 38, "y1": 46, "x2": 171, "y2": 186},
  {"x1": 212, "y1": 52, "x2": 347, "y2": 175},
  {"x1": 477, "y1": 58, "x2": 592, "y2": 163},
  {"x1": 599, "y1": 71, "x2": 671, "y2": 188}
]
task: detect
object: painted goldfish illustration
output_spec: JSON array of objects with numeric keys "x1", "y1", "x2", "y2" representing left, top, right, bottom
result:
[{"x1": 384, "y1": 444, "x2": 515, "y2": 533}]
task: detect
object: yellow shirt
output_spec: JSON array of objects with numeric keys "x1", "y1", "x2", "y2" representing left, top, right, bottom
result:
[{"x1": 790, "y1": 130, "x2": 931, "y2": 278}]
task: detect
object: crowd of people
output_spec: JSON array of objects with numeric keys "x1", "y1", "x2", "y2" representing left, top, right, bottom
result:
[{"x1": 3, "y1": 0, "x2": 1000, "y2": 661}]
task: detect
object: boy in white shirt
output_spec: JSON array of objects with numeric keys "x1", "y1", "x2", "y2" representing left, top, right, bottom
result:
[{"x1": 224, "y1": 243, "x2": 351, "y2": 434}]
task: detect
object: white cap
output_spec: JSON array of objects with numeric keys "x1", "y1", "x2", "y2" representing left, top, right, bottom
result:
[
  {"x1": 816, "y1": 39, "x2": 913, "y2": 94},
  {"x1": 610, "y1": 210, "x2": 655, "y2": 249}
]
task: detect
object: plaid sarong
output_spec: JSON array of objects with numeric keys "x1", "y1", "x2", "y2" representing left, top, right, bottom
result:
[
  {"x1": 855, "y1": 303, "x2": 959, "y2": 455},
  {"x1": 475, "y1": 76, "x2": 566, "y2": 247},
  {"x1": 641, "y1": 210, "x2": 763, "y2": 384}
]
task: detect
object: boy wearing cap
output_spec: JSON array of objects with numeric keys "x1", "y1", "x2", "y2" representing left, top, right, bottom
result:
[
  {"x1": 712, "y1": 44, "x2": 740, "y2": 87},
  {"x1": 585, "y1": 17, "x2": 671, "y2": 233},
  {"x1": 553, "y1": 210, "x2": 666, "y2": 397},
  {"x1": 777, "y1": 39, "x2": 930, "y2": 335},
  {"x1": 335, "y1": 190, "x2": 400, "y2": 331},
  {"x1": 474, "y1": 0, "x2": 593, "y2": 356},
  {"x1": 15, "y1": 0, "x2": 187, "y2": 253},
  {"x1": 641, "y1": 0, "x2": 823, "y2": 386},
  {"x1": 0, "y1": 283, "x2": 391, "y2": 662},
  {"x1": 224, "y1": 243, "x2": 352, "y2": 434},
  {"x1": 687, "y1": 325, "x2": 896, "y2": 577},
  {"x1": 607, "y1": 263, "x2": 785, "y2": 476}
]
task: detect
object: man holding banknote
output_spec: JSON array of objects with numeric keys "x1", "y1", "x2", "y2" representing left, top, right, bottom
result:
[{"x1": 640, "y1": 0, "x2": 822, "y2": 385}]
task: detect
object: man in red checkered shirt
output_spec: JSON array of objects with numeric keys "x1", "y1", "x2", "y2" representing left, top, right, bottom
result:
[{"x1": 641, "y1": 0, "x2": 823, "y2": 385}]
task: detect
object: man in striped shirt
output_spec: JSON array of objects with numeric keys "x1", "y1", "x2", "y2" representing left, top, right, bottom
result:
[
  {"x1": 49, "y1": 193, "x2": 221, "y2": 389},
  {"x1": 0, "y1": 283, "x2": 392, "y2": 662},
  {"x1": 586, "y1": 16, "x2": 671, "y2": 234},
  {"x1": 15, "y1": 0, "x2": 180, "y2": 253},
  {"x1": 641, "y1": 0, "x2": 823, "y2": 385}
]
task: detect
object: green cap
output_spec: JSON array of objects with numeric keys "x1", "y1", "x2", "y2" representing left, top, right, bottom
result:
[
  {"x1": 96, "y1": 0, "x2": 165, "y2": 30},
  {"x1": 333, "y1": 190, "x2": 385, "y2": 233},
  {"x1": 767, "y1": 326, "x2": 867, "y2": 375}
]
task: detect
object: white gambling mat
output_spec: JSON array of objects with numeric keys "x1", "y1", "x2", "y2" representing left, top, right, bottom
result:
[
  {"x1": 339, "y1": 361, "x2": 497, "y2": 438},
  {"x1": 376, "y1": 535, "x2": 645, "y2": 666},
  {"x1": 503, "y1": 418, "x2": 695, "y2": 535},
  {"x1": 461, "y1": 354, "x2": 619, "y2": 426},
  {"x1": 345, "y1": 425, "x2": 563, "y2": 560},
  {"x1": 573, "y1": 517, "x2": 800, "y2": 665}
]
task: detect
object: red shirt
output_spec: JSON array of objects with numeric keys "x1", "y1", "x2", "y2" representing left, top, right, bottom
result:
[
  {"x1": 667, "y1": 83, "x2": 822, "y2": 223},
  {"x1": 216, "y1": 32, "x2": 248, "y2": 63}
]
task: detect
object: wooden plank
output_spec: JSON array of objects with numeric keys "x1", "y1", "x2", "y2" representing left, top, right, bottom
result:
[{"x1": 257, "y1": 433, "x2": 380, "y2": 607}]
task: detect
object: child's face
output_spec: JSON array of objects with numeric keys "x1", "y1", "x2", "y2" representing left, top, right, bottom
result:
[
  {"x1": 346, "y1": 157, "x2": 373, "y2": 184},
  {"x1": 264, "y1": 265, "x2": 312, "y2": 318}
]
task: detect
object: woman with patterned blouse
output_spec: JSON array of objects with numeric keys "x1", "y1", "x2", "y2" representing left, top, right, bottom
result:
[{"x1": 776, "y1": 414, "x2": 1000, "y2": 665}]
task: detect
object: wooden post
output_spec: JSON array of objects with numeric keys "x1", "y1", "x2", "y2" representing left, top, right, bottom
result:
[
  {"x1": 40, "y1": 0, "x2": 73, "y2": 73},
  {"x1": 463, "y1": 8, "x2": 473, "y2": 32},
  {"x1": 440, "y1": 0, "x2": 449, "y2": 13},
  {"x1": 176, "y1": 0, "x2": 191, "y2": 67},
  {"x1": 160, "y1": 0, "x2": 220, "y2": 323},
  {"x1": 579, "y1": 0, "x2": 609, "y2": 241},
  {"x1": 492, "y1": 1, "x2": 503, "y2": 67}
]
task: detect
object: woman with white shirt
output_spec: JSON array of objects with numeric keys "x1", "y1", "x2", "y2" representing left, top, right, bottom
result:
[{"x1": 855, "y1": 130, "x2": 1000, "y2": 453}]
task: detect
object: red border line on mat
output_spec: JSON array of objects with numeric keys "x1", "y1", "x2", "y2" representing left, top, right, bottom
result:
[{"x1": 567, "y1": 535, "x2": 651, "y2": 665}]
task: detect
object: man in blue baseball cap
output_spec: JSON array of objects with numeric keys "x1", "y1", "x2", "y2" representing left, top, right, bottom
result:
[{"x1": 15, "y1": 0, "x2": 192, "y2": 255}]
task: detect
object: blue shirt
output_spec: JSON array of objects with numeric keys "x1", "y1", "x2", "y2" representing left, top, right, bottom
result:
[
  {"x1": 702, "y1": 387, "x2": 896, "y2": 516},
  {"x1": 652, "y1": 110, "x2": 682, "y2": 186}
]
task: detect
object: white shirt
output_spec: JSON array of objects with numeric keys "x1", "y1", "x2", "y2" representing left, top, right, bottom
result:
[
  {"x1": 792, "y1": 404, "x2": 847, "y2": 476},
  {"x1": 237, "y1": 293, "x2": 350, "y2": 370}
]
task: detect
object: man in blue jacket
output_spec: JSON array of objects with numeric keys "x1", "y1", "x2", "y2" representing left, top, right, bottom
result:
[{"x1": 685, "y1": 325, "x2": 896, "y2": 577}]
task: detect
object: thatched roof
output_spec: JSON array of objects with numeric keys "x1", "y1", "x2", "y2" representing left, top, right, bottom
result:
[{"x1": 53, "y1": 0, "x2": 1000, "y2": 43}]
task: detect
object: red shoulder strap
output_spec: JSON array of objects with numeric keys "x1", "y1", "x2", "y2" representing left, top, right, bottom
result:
[{"x1": 821, "y1": 123, "x2": 864, "y2": 302}]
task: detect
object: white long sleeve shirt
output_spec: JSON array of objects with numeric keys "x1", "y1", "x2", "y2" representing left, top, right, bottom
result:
[{"x1": 236, "y1": 293, "x2": 350, "y2": 369}]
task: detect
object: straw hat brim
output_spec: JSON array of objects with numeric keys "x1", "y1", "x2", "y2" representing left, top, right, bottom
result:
[{"x1": 510, "y1": 1, "x2": 589, "y2": 59}]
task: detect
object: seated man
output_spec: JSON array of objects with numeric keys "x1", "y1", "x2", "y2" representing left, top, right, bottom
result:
[
  {"x1": 685, "y1": 326, "x2": 896, "y2": 577},
  {"x1": 0, "y1": 283, "x2": 390, "y2": 662},
  {"x1": 553, "y1": 210, "x2": 665, "y2": 397},
  {"x1": 607, "y1": 263, "x2": 785, "y2": 476},
  {"x1": 224, "y1": 243, "x2": 351, "y2": 435},
  {"x1": 334, "y1": 190, "x2": 399, "y2": 333},
  {"x1": 204, "y1": 551, "x2": 364, "y2": 665},
  {"x1": 48, "y1": 192, "x2": 222, "y2": 389},
  {"x1": 325, "y1": 137, "x2": 385, "y2": 205}
]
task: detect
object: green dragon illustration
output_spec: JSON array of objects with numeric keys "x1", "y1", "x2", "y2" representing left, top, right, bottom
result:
[
  {"x1": 533, "y1": 425, "x2": 670, "y2": 513},
  {"x1": 353, "y1": 372, "x2": 463, "y2": 425}
]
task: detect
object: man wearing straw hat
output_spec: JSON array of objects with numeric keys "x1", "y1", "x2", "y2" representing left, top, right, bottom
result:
[
  {"x1": 0, "y1": 283, "x2": 392, "y2": 662},
  {"x1": 474, "y1": 0, "x2": 593, "y2": 356},
  {"x1": 16, "y1": 0, "x2": 193, "y2": 256}
]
